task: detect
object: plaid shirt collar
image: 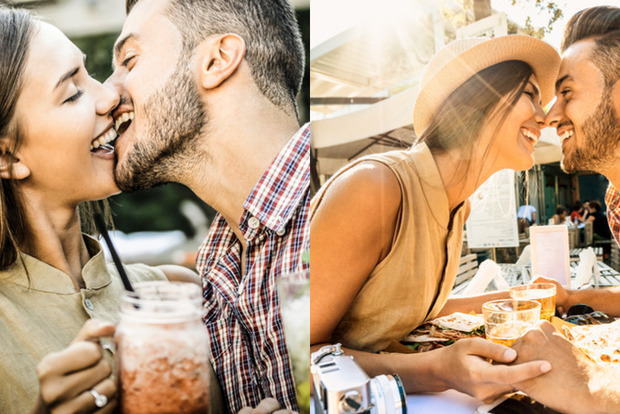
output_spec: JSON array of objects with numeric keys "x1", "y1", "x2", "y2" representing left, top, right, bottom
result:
[{"x1": 239, "y1": 123, "x2": 310, "y2": 240}]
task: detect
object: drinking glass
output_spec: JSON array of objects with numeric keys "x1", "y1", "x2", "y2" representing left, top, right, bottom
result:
[
  {"x1": 509, "y1": 283, "x2": 557, "y2": 321},
  {"x1": 277, "y1": 270, "x2": 310, "y2": 414},
  {"x1": 482, "y1": 299, "x2": 541, "y2": 346},
  {"x1": 116, "y1": 281, "x2": 210, "y2": 414}
]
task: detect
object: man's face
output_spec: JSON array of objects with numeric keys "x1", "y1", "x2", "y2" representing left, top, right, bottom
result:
[
  {"x1": 107, "y1": 0, "x2": 206, "y2": 191},
  {"x1": 545, "y1": 39, "x2": 620, "y2": 174}
]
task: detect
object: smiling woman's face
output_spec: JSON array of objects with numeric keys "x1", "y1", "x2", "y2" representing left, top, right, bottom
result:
[
  {"x1": 13, "y1": 21, "x2": 121, "y2": 206},
  {"x1": 477, "y1": 75, "x2": 546, "y2": 173}
]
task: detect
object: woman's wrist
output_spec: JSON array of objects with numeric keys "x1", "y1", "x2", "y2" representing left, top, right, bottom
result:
[{"x1": 392, "y1": 349, "x2": 450, "y2": 393}]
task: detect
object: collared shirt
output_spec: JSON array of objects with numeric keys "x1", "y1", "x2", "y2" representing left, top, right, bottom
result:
[
  {"x1": 196, "y1": 124, "x2": 310, "y2": 413},
  {"x1": 0, "y1": 236, "x2": 167, "y2": 413},
  {"x1": 606, "y1": 183, "x2": 620, "y2": 247}
]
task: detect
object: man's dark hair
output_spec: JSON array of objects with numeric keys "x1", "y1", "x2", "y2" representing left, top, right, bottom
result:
[
  {"x1": 562, "y1": 6, "x2": 620, "y2": 87},
  {"x1": 589, "y1": 200, "x2": 602, "y2": 212},
  {"x1": 126, "y1": 0, "x2": 304, "y2": 117}
]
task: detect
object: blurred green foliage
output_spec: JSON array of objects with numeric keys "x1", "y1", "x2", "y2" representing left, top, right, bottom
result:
[{"x1": 70, "y1": 7, "x2": 310, "y2": 235}]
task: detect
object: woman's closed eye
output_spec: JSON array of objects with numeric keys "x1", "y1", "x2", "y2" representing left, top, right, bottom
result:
[{"x1": 63, "y1": 89, "x2": 84, "y2": 104}]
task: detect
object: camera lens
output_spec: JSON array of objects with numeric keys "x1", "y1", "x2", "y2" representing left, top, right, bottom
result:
[{"x1": 369, "y1": 374, "x2": 407, "y2": 414}]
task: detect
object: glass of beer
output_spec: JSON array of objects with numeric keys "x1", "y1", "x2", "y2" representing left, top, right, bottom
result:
[
  {"x1": 482, "y1": 299, "x2": 541, "y2": 346},
  {"x1": 509, "y1": 283, "x2": 557, "y2": 321}
]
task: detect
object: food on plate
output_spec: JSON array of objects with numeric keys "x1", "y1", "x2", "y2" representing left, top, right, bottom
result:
[
  {"x1": 402, "y1": 312, "x2": 485, "y2": 352},
  {"x1": 563, "y1": 319, "x2": 620, "y2": 364}
]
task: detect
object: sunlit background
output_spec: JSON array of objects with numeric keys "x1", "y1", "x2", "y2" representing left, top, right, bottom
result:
[
  {"x1": 310, "y1": 0, "x2": 620, "y2": 230},
  {"x1": 1, "y1": 0, "x2": 309, "y2": 267}
]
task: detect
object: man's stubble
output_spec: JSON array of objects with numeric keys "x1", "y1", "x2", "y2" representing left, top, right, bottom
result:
[{"x1": 115, "y1": 61, "x2": 206, "y2": 192}]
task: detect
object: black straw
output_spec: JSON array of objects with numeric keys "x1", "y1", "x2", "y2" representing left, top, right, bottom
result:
[{"x1": 93, "y1": 209, "x2": 135, "y2": 293}]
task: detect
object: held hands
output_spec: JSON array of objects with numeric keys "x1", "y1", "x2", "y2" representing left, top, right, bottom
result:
[
  {"x1": 511, "y1": 321, "x2": 604, "y2": 414},
  {"x1": 33, "y1": 319, "x2": 117, "y2": 414},
  {"x1": 436, "y1": 337, "x2": 551, "y2": 403},
  {"x1": 238, "y1": 398, "x2": 297, "y2": 414}
]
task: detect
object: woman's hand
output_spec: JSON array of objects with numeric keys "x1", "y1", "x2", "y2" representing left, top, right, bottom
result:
[
  {"x1": 434, "y1": 337, "x2": 552, "y2": 403},
  {"x1": 31, "y1": 319, "x2": 117, "y2": 414}
]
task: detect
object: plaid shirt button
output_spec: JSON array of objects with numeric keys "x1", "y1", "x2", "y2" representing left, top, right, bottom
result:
[
  {"x1": 195, "y1": 124, "x2": 310, "y2": 413},
  {"x1": 248, "y1": 217, "x2": 261, "y2": 229}
]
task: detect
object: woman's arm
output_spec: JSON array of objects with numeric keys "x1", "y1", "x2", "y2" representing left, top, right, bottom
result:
[
  {"x1": 437, "y1": 290, "x2": 510, "y2": 317},
  {"x1": 310, "y1": 161, "x2": 401, "y2": 347},
  {"x1": 311, "y1": 162, "x2": 550, "y2": 401},
  {"x1": 311, "y1": 338, "x2": 551, "y2": 402},
  {"x1": 157, "y1": 265, "x2": 201, "y2": 285}
]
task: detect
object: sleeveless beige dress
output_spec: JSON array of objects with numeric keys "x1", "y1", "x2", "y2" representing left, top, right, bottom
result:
[{"x1": 311, "y1": 142, "x2": 470, "y2": 352}]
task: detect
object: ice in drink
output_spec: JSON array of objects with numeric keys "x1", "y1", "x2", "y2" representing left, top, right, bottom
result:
[{"x1": 116, "y1": 282, "x2": 210, "y2": 414}]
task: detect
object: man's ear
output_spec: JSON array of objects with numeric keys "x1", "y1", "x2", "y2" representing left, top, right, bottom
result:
[
  {"x1": 0, "y1": 140, "x2": 29, "y2": 180},
  {"x1": 199, "y1": 34, "x2": 246, "y2": 90}
]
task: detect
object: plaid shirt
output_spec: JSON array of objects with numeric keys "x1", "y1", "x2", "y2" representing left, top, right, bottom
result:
[
  {"x1": 606, "y1": 183, "x2": 620, "y2": 248},
  {"x1": 196, "y1": 124, "x2": 310, "y2": 413}
]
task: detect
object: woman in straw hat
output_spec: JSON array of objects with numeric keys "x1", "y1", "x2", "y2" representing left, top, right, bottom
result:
[
  {"x1": 311, "y1": 35, "x2": 560, "y2": 401},
  {"x1": 0, "y1": 7, "x2": 220, "y2": 413}
]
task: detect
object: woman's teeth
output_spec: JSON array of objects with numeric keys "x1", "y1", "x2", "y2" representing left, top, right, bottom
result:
[
  {"x1": 521, "y1": 128, "x2": 539, "y2": 145},
  {"x1": 90, "y1": 128, "x2": 117, "y2": 151}
]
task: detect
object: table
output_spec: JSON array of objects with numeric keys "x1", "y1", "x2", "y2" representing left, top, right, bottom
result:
[
  {"x1": 407, "y1": 390, "x2": 480, "y2": 413},
  {"x1": 310, "y1": 390, "x2": 481, "y2": 414}
]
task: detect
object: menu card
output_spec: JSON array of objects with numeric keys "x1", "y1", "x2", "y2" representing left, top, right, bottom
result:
[
  {"x1": 466, "y1": 169, "x2": 519, "y2": 248},
  {"x1": 530, "y1": 225, "x2": 571, "y2": 287}
]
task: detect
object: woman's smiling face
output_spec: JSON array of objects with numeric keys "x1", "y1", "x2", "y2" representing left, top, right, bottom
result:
[
  {"x1": 479, "y1": 75, "x2": 546, "y2": 173},
  {"x1": 12, "y1": 21, "x2": 121, "y2": 205}
]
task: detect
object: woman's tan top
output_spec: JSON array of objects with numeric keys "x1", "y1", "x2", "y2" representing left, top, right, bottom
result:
[
  {"x1": 311, "y1": 143, "x2": 470, "y2": 352},
  {"x1": 0, "y1": 235, "x2": 224, "y2": 414}
]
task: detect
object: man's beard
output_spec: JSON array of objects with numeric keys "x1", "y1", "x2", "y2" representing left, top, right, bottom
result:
[
  {"x1": 562, "y1": 92, "x2": 620, "y2": 173},
  {"x1": 115, "y1": 63, "x2": 206, "y2": 192}
]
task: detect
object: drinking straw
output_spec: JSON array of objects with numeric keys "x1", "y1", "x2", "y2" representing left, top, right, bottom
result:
[{"x1": 93, "y1": 205, "x2": 135, "y2": 293}]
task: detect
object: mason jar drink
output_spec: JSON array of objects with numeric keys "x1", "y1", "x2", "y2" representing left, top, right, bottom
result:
[{"x1": 116, "y1": 282, "x2": 209, "y2": 414}]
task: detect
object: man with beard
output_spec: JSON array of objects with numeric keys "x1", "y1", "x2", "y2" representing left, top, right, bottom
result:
[
  {"x1": 503, "y1": 7, "x2": 620, "y2": 414},
  {"x1": 105, "y1": 0, "x2": 308, "y2": 412},
  {"x1": 534, "y1": 6, "x2": 620, "y2": 317}
]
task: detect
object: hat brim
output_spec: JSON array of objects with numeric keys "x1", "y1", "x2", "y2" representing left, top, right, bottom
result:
[{"x1": 413, "y1": 35, "x2": 560, "y2": 136}]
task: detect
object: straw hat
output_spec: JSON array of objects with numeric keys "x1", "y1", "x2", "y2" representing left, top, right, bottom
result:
[{"x1": 413, "y1": 35, "x2": 560, "y2": 136}]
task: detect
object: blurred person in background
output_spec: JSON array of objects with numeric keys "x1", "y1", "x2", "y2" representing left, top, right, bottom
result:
[
  {"x1": 551, "y1": 205, "x2": 569, "y2": 225},
  {"x1": 518, "y1": 203, "x2": 537, "y2": 224},
  {"x1": 311, "y1": 34, "x2": 559, "y2": 403},
  {"x1": 106, "y1": 0, "x2": 309, "y2": 412},
  {"x1": 570, "y1": 200, "x2": 585, "y2": 224},
  {"x1": 0, "y1": 6, "x2": 205, "y2": 414},
  {"x1": 586, "y1": 200, "x2": 611, "y2": 239}
]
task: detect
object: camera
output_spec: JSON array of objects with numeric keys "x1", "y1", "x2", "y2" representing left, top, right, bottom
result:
[{"x1": 311, "y1": 344, "x2": 407, "y2": 414}]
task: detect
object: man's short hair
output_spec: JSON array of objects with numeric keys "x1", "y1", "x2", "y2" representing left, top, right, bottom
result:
[
  {"x1": 590, "y1": 200, "x2": 603, "y2": 212},
  {"x1": 562, "y1": 6, "x2": 620, "y2": 87},
  {"x1": 126, "y1": 0, "x2": 305, "y2": 116}
]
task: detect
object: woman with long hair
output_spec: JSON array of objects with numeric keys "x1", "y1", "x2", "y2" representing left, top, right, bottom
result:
[
  {"x1": 0, "y1": 7, "x2": 203, "y2": 413},
  {"x1": 311, "y1": 35, "x2": 560, "y2": 401}
]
